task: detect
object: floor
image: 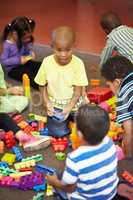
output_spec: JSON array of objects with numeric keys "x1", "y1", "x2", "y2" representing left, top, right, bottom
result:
[
  {"x1": 0, "y1": 0, "x2": 132, "y2": 54},
  {"x1": 0, "y1": 45, "x2": 133, "y2": 200}
]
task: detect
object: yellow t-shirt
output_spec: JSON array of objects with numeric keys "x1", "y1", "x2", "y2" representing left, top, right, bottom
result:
[{"x1": 35, "y1": 55, "x2": 88, "y2": 108}]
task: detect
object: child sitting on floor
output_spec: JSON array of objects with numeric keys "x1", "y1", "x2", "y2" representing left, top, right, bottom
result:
[
  {"x1": 0, "y1": 33, "x2": 28, "y2": 113},
  {"x1": 101, "y1": 56, "x2": 133, "y2": 159},
  {"x1": 0, "y1": 16, "x2": 41, "y2": 89},
  {"x1": 35, "y1": 26, "x2": 88, "y2": 137},
  {"x1": 47, "y1": 104, "x2": 119, "y2": 200}
]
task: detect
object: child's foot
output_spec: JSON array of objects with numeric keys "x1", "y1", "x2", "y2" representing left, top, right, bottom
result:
[
  {"x1": 23, "y1": 136, "x2": 51, "y2": 151},
  {"x1": 118, "y1": 184, "x2": 133, "y2": 200}
]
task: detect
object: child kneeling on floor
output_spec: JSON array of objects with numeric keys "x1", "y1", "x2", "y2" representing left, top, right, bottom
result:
[{"x1": 47, "y1": 104, "x2": 119, "y2": 200}]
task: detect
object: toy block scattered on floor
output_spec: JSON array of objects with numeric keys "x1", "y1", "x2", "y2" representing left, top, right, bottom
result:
[
  {"x1": 22, "y1": 154, "x2": 43, "y2": 163},
  {"x1": 14, "y1": 160, "x2": 35, "y2": 170},
  {"x1": 121, "y1": 171, "x2": 133, "y2": 186},
  {"x1": 51, "y1": 137, "x2": 68, "y2": 152},
  {"x1": 5, "y1": 131, "x2": 16, "y2": 148},
  {"x1": 1, "y1": 153, "x2": 16, "y2": 165},
  {"x1": 12, "y1": 146, "x2": 23, "y2": 161}
]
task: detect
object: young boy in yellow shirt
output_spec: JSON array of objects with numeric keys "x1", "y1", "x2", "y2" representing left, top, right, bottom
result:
[{"x1": 35, "y1": 26, "x2": 88, "y2": 137}]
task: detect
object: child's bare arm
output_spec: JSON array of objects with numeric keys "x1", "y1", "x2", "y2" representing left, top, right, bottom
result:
[
  {"x1": 43, "y1": 85, "x2": 54, "y2": 116},
  {"x1": 62, "y1": 86, "x2": 82, "y2": 116},
  {"x1": 122, "y1": 119, "x2": 133, "y2": 158},
  {"x1": 46, "y1": 174, "x2": 76, "y2": 193}
]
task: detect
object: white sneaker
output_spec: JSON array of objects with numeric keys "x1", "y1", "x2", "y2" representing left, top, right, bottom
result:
[{"x1": 23, "y1": 136, "x2": 51, "y2": 151}]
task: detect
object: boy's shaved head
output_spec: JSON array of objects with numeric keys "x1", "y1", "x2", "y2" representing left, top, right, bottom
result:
[
  {"x1": 52, "y1": 26, "x2": 75, "y2": 44},
  {"x1": 100, "y1": 11, "x2": 121, "y2": 33}
]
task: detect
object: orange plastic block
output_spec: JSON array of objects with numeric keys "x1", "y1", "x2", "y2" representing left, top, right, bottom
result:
[
  {"x1": 122, "y1": 171, "x2": 133, "y2": 185},
  {"x1": 18, "y1": 121, "x2": 29, "y2": 129},
  {"x1": 90, "y1": 79, "x2": 100, "y2": 87},
  {"x1": 0, "y1": 141, "x2": 4, "y2": 154},
  {"x1": 69, "y1": 123, "x2": 80, "y2": 150}
]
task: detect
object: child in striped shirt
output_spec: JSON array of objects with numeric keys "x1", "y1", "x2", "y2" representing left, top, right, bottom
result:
[
  {"x1": 100, "y1": 11, "x2": 133, "y2": 67},
  {"x1": 101, "y1": 56, "x2": 133, "y2": 159},
  {"x1": 47, "y1": 104, "x2": 118, "y2": 200}
]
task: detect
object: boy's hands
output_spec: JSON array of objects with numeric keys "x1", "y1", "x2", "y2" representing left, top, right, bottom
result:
[
  {"x1": 46, "y1": 101, "x2": 54, "y2": 116},
  {"x1": 62, "y1": 105, "x2": 72, "y2": 120},
  {"x1": 7, "y1": 86, "x2": 24, "y2": 95},
  {"x1": 46, "y1": 174, "x2": 59, "y2": 187}
]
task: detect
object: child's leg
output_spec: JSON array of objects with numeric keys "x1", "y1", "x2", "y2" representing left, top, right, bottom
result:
[
  {"x1": 0, "y1": 113, "x2": 20, "y2": 133},
  {"x1": 0, "y1": 113, "x2": 50, "y2": 148},
  {"x1": 8, "y1": 61, "x2": 41, "y2": 89}
]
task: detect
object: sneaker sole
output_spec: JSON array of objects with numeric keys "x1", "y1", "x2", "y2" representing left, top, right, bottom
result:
[{"x1": 23, "y1": 137, "x2": 50, "y2": 151}]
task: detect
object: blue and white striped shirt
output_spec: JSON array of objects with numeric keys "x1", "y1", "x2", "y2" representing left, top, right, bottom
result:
[
  {"x1": 100, "y1": 25, "x2": 133, "y2": 66},
  {"x1": 117, "y1": 72, "x2": 133, "y2": 124},
  {"x1": 62, "y1": 136, "x2": 118, "y2": 200}
]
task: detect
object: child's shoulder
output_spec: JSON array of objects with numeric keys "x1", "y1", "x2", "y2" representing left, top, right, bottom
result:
[
  {"x1": 68, "y1": 137, "x2": 114, "y2": 161},
  {"x1": 72, "y1": 55, "x2": 84, "y2": 64}
]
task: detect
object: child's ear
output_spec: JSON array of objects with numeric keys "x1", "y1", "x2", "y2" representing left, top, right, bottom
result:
[{"x1": 114, "y1": 79, "x2": 121, "y2": 87}]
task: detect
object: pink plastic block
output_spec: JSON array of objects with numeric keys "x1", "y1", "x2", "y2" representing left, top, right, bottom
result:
[{"x1": 116, "y1": 145, "x2": 124, "y2": 160}]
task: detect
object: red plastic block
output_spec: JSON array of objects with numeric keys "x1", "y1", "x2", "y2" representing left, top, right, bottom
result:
[
  {"x1": 5, "y1": 131, "x2": 16, "y2": 148},
  {"x1": 13, "y1": 115, "x2": 24, "y2": 123},
  {"x1": 87, "y1": 87, "x2": 113, "y2": 104},
  {"x1": 23, "y1": 125, "x2": 34, "y2": 134},
  {"x1": 122, "y1": 171, "x2": 133, "y2": 186},
  {"x1": 51, "y1": 137, "x2": 68, "y2": 152}
]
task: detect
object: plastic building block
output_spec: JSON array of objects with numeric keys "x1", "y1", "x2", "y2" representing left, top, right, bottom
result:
[
  {"x1": 0, "y1": 166, "x2": 17, "y2": 176},
  {"x1": 0, "y1": 129, "x2": 6, "y2": 140},
  {"x1": 23, "y1": 73, "x2": 31, "y2": 98},
  {"x1": 10, "y1": 171, "x2": 32, "y2": 179},
  {"x1": 87, "y1": 87, "x2": 113, "y2": 104},
  {"x1": 33, "y1": 181, "x2": 46, "y2": 192},
  {"x1": 19, "y1": 167, "x2": 32, "y2": 172},
  {"x1": 33, "y1": 192, "x2": 44, "y2": 200},
  {"x1": 0, "y1": 141, "x2": 4, "y2": 153},
  {"x1": 23, "y1": 125, "x2": 34, "y2": 134},
  {"x1": 36, "y1": 164, "x2": 56, "y2": 175},
  {"x1": 14, "y1": 160, "x2": 35, "y2": 170},
  {"x1": 12, "y1": 146, "x2": 23, "y2": 161},
  {"x1": 5, "y1": 131, "x2": 16, "y2": 148},
  {"x1": 18, "y1": 121, "x2": 29, "y2": 129},
  {"x1": 22, "y1": 154, "x2": 43, "y2": 163},
  {"x1": 19, "y1": 172, "x2": 44, "y2": 190},
  {"x1": 0, "y1": 176, "x2": 14, "y2": 186},
  {"x1": 69, "y1": 123, "x2": 80, "y2": 150},
  {"x1": 31, "y1": 131, "x2": 40, "y2": 136},
  {"x1": 40, "y1": 127, "x2": 49, "y2": 136},
  {"x1": 46, "y1": 184, "x2": 54, "y2": 196},
  {"x1": 121, "y1": 171, "x2": 133, "y2": 186},
  {"x1": 1, "y1": 153, "x2": 16, "y2": 165},
  {"x1": 28, "y1": 113, "x2": 47, "y2": 123},
  {"x1": 55, "y1": 152, "x2": 66, "y2": 161},
  {"x1": 115, "y1": 145, "x2": 124, "y2": 160},
  {"x1": 13, "y1": 114, "x2": 24, "y2": 123},
  {"x1": 52, "y1": 110, "x2": 65, "y2": 122},
  {"x1": 0, "y1": 162, "x2": 9, "y2": 168},
  {"x1": 51, "y1": 137, "x2": 68, "y2": 152},
  {"x1": 90, "y1": 79, "x2": 100, "y2": 87},
  {"x1": 38, "y1": 121, "x2": 45, "y2": 131}
]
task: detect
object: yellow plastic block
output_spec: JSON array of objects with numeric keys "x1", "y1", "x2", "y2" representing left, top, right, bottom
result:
[
  {"x1": 14, "y1": 160, "x2": 35, "y2": 170},
  {"x1": 10, "y1": 171, "x2": 32, "y2": 178},
  {"x1": 1, "y1": 153, "x2": 16, "y2": 165}
]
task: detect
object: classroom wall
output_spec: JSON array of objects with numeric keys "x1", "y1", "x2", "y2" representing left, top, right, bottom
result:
[{"x1": 0, "y1": 0, "x2": 132, "y2": 54}]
